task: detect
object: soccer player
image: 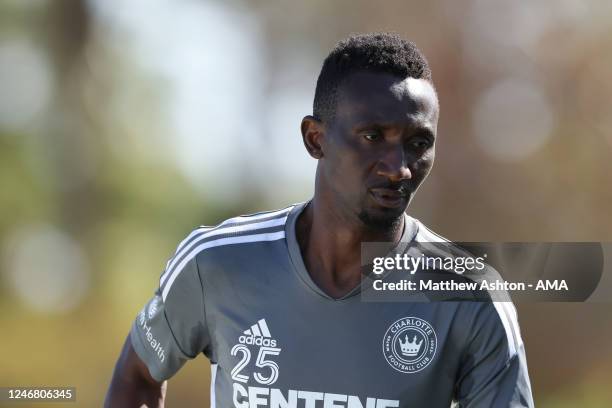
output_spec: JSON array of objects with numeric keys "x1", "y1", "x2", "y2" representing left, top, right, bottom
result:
[{"x1": 105, "y1": 33, "x2": 533, "y2": 407}]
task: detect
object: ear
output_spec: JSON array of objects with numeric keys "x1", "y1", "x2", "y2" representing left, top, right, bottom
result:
[{"x1": 301, "y1": 115, "x2": 325, "y2": 159}]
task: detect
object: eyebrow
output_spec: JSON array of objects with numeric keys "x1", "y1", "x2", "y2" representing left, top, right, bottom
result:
[
  {"x1": 352, "y1": 122, "x2": 436, "y2": 139},
  {"x1": 352, "y1": 122, "x2": 389, "y2": 131},
  {"x1": 413, "y1": 127, "x2": 436, "y2": 141}
]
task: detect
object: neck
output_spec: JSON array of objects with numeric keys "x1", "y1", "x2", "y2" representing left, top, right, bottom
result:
[
  {"x1": 296, "y1": 197, "x2": 405, "y2": 298},
  {"x1": 309, "y1": 195, "x2": 405, "y2": 243}
]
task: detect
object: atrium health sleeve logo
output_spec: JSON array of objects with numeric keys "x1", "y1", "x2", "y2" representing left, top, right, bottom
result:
[{"x1": 137, "y1": 299, "x2": 166, "y2": 363}]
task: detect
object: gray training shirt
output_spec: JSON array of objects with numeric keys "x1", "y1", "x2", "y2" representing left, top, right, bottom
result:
[{"x1": 130, "y1": 202, "x2": 533, "y2": 407}]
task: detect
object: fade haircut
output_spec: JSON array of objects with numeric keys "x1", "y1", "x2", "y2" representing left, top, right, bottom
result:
[{"x1": 313, "y1": 32, "x2": 433, "y2": 123}]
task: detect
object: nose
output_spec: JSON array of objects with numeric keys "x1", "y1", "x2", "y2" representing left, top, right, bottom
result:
[{"x1": 376, "y1": 147, "x2": 412, "y2": 182}]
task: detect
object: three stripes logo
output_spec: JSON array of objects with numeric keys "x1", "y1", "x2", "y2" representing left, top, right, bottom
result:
[
  {"x1": 239, "y1": 319, "x2": 277, "y2": 347},
  {"x1": 159, "y1": 206, "x2": 293, "y2": 302}
]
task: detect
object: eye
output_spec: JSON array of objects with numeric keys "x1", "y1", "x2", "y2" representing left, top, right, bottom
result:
[
  {"x1": 363, "y1": 132, "x2": 380, "y2": 142},
  {"x1": 410, "y1": 139, "x2": 432, "y2": 149}
]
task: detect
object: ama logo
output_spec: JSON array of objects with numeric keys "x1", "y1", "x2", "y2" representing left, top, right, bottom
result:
[{"x1": 239, "y1": 318, "x2": 277, "y2": 347}]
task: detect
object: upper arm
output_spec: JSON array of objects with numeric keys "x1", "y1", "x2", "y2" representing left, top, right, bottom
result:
[
  {"x1": 120, "y1": 334, "x2": 163, "y2": 386},
  {"x1": 130, "y1": 231, "x2": 212, "y2": 382},
  {"x1": 454, "y1": 302, "x2": 533, "y2": 408},
  {"x1": 105, "y1": 335, "x2": 166, "y2": 408}
]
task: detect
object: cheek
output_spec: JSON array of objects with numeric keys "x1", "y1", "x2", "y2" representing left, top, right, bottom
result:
[
  {"x1": 413, "y1": 150, "x2": 435, "y2": 176},
  {"x1": 323, "y1": 149, "x2": 360, "y2": 189},
  {"x1": 323, "y1": 135, "x2": 377, "y2": 191},
  {"x1": 329, "y1": 141, "x2": 369, "y2": 174},
  {"x1": 326, "y1": 154, "x2": 372, "y2": 197},
  {"x1": 424, "y1": 149, "x2": 435, "y2": 167}
]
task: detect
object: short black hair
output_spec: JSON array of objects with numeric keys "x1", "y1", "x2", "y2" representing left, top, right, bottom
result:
[{"x1": 313, "y1": 32, "x2": 433, "y2": 123}]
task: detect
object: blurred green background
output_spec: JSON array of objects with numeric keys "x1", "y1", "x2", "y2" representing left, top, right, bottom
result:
[{"x1": 1, "y1": 0, "x2": 611, "y2": 406}]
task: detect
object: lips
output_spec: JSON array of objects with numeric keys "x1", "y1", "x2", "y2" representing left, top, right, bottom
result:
[{"x1": 369, "y1": 188, "x2": 408, "y2": 208}]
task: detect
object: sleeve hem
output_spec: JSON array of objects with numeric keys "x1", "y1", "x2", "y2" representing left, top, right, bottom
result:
[{"x1": 129, "y1": 321, "x2": 170, "y2": 382}]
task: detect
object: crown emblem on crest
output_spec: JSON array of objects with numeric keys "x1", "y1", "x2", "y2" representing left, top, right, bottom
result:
[{"x1": 399, "y1": 334, "x2": 423, "y2": 357}]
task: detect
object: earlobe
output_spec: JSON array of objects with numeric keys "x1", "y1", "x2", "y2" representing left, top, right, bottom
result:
[{"x1": 301, "y1": 116, "x2": 324, "y2": 159}]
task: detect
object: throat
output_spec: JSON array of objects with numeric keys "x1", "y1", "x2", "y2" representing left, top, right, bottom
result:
[
  {"x1": 305, "y1": 254, "x2": 363, "y2": 299},
  {"x1": 313, "y1": 273, "x2": 361, "y2": 300},
  {"x1": 296, "y1": 201, "x2": 405, "y2": 299}
]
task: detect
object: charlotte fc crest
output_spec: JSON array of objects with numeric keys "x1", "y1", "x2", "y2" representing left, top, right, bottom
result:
[{"x1": 382, "y1": 317, "x2": 437, "y2": 373}]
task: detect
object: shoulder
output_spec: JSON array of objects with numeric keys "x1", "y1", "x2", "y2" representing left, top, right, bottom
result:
[
  {"x1": 411, "y1": 218, "x2": 522, "y2": 355},
  {"x1": 193, "y1": 204, "x2": 295, "y2": 249},
  {"x1": 177, "y1": 203, "x2": 296, "y2": 260},
  {"x1": 412, "y1": 217, "x2": 472, "y2": 260},
  {"x1": 413, "y1": 217, "x2": 451, "y2": 243},
  {"x1": 412, "y1": 218, "x2": 507, "y2": 289},
  {"x1": 158, "y1": 204, "x2": 297, "y2": 298}
]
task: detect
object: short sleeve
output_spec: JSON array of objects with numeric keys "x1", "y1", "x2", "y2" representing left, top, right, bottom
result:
[
  {"x1": 130, "y1": 236, "x2": 211, "y2": 382},
  {"x1": 453, "y1": 302, "x2": 534, "y2": 408}
]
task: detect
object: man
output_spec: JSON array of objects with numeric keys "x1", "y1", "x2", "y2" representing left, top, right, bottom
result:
[{"x1": 106, "y1": 33, "x2": 533, "y2": 407}]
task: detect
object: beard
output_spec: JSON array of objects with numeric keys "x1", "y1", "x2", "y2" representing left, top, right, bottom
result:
[{"x1": 357, "y1": 205, "x2": 406, "y2": 231}]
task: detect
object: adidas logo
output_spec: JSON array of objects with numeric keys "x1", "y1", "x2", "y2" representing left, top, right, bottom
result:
[{"x1": 239, "y1": 318, "x2": 277, "y2": 347}]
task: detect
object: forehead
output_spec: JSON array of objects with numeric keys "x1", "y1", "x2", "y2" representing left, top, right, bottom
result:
[{"x1": 334, "y1": 72, "x2": 439, "y2": 128}]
